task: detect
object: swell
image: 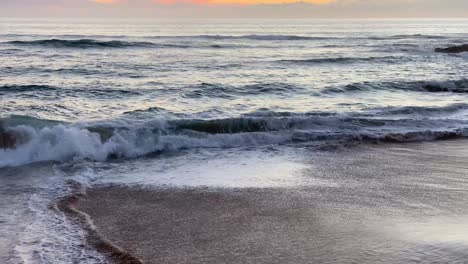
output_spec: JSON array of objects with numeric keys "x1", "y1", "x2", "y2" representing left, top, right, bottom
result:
[
  {"x1": 0, "y1": 83, "x2": 300, "y2": 100},
  {"x1": 4, "y1": 39, "x2": 251, "y2": 49},
  {"x1": 6, "y1": 39, "x2": 156, "y2": 49},
  {"x1": 191, "y1": 34, "x2": 329, "y2": 41},
  {"x1": 371, "y1": 34, "x2": 448, "y2": 40},
  {"x1": 0, "y1": 84, "x2": 58, "y2": 93},
  {"x1": 0, "y1": 83, "x2": 301, "y2": 100},
  {"x1": 367, "y1": 103, "x2": 468, "y2": 116},
  {"x1": 277, "y1": 56, "x2": 407, "y2": 65},
  {"x1": 3, "y1": 34, "x2": 450, "y2": 50},
  {"x1": 0, "y1": 84, "x2": 143, "y2": 99},
  {"x1": 1, "y1": 33, "x2": 450, "y2": 41},
  {"x1": 323, "y1": 79, "x2": 468, "y2": 94},
  {"x1": 4, "y1": 39, "x2": 241, "y2": 49},
  {"x1": 183, "y1": 82, "x2": 304, "y2": 99},
  {"x1": 1, "y1": 34, "x2": 323, "y2": 42},
  {"x1": 2, "y1": 104, "x2": 468, "y2": 167},
  {"x1": 194, "y1": 34, "x2": 448, "y2": 40},
  {"x1": 1, "y1": 66, "x2": 104, "y2": 76}
]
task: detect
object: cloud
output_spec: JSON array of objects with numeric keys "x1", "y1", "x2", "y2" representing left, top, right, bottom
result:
[
  {"x1": 86, "y1": 0, "x2": 335, "y2": 4},
  {"x1": 150, "y1": 0, "x2": 334, "y2": 4},
  {"x1": 0, "y1": 0, "x2": 467, "y2": 17},
  {"x1": 93, "y1": 0, "x2": 120, "y2": 3}
]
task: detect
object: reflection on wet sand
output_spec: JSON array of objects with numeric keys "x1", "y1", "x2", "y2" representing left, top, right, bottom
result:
[{"x1": 61, "y1": 140, "x2": 468, "y2": 263}]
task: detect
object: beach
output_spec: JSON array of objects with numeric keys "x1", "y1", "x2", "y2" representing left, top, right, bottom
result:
[{"x1": 61, "y1": 140, "x2": 468, "y2": 264}]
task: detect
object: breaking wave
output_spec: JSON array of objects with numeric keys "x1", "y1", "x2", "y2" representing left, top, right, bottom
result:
[{"x1": 2, "y1": 104, "x2": 468, "y2": 167}]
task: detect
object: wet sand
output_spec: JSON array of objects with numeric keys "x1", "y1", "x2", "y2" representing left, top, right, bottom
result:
[{"x1": 62, "y1": 140, "x2": 468, "y2": 264}]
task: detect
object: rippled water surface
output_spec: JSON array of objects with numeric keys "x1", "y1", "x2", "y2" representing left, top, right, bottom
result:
[{"x1": 1, "y1": 19, "x2": 468, "y2": 120}]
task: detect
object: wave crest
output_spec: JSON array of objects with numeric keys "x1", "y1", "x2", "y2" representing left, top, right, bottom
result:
[{"x1": 2, "y1": 106, "x2": 468, "y2": 167}]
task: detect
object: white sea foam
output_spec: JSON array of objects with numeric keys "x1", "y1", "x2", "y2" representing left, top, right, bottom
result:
[
  {"x1": 0, "y1": 122, "x2": 289, "y2": 167},
  {"x1": 1, "y1": 110, "x2": 468, "y2": 168}
]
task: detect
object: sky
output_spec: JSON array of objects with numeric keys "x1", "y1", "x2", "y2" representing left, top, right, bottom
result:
[{"x1": 0, "y1": 0, "x2": 467, "y2": 18}]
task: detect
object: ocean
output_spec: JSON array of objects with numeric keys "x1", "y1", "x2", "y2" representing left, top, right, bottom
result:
[{"x1": 1, "y1": 18, "x2": 468, "y2": 263}]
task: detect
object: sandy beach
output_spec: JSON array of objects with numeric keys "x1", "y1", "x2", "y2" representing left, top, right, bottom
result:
[{"x1": 60, "y1": 140, "x2": 468, "y2": 264}]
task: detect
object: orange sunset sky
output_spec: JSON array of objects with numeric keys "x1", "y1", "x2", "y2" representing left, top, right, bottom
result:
[
  {"x1": 93, "y1": 0, "x2": 333, "y2": 4},
  {"x1": 0, "y1": 0, "x2": 467, "y2": 18}
]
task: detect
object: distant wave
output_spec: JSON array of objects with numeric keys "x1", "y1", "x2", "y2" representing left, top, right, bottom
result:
[
  {"x1": 0, "y1": 66, "x2": 103, "y2": 76},
  {"x1": 368, "y1": 103, "x2": 468, "y2": 116},
  {"x1": 1, "y1": 34, "x2": 328, "y2": 41},
  {"x1": 367, "y1": 34, "x2": 448, "y2": 40},
  {"x1": 6, "y1": 39, "x2": 157, "y2": 48},
  {"x1": 183, "y1": 82, "x2": 304, "y2": 99},
  {"x1": 168, "y1": 34, "x2": 449, "y2": 41},
  {"x1": 388, "y1": 34, "x2": 448, "y2": 39},
  {"x1": 0, "y1": 34, "x2": 338, "y2": 51},
  {"x1": 2, "y1": 104, "x2": 468, "y2": 167},
  {"x1": 190, "y1": 34, "x2": 329, "y2": 41},
  {"x1": 0, "y1": 84, "x2": 142, "y2": 99},
  {"x1": 26, "y1": 34, "x2": 449, "y2": 41},
  {"x1": 277, "y1": 56, "x2": 407, "y2": 65},
  {"x1": 0, "y1": 83, "x2": 305, "y2": 100},
  {"x1": 2, "y1": 33, "x2": 452, "y2": 46},
  {"x1": 323, "y1": 79, "x2": 468, "y2": 94},
  {"x1": 1, "y1": 65, "x2": 153, "y2": 77},
  {"x1": 156, "y1": 34, "x2": 448, "y2": 41},
  {"x1": 0, "y1": 84, "x2": 58, "y2": 93},
  {"x1": 0, "y1": 33, "x2": 129, "y2": 39},
  {"x1": 2, "y1": 34, "x2": 453, "y2": 50},
  {"x1": 4, "y1": 39, "x2": 244, "y2": 49}
]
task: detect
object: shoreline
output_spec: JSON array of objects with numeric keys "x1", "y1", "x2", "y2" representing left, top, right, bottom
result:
[
  {"x1": 56, "y1": 139, "x2": 468, "y2": 263},
  {"x1": 58, "y1": 186, "x2": 333, "y2": 264},
  {"x1": 55, "y1": 182, "x2": 142, "y2": 264}
]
